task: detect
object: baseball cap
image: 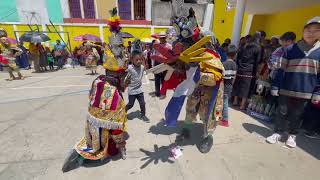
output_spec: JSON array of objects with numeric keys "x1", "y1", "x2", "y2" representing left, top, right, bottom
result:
[
  {"x1": 305, "y1": 16, "x2": 320, "y2": 27},
  {"x1": 158, "y1": 32, "x2": 167, "y2": 38}
]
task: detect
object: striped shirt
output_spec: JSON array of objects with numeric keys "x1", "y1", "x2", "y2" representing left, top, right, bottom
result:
[
  {"x1": 223, "y1": 59, "x2": 237, "y2": 96},
  {"x1": 272, "y1": 40, "x2": 320, "y2": 100}
]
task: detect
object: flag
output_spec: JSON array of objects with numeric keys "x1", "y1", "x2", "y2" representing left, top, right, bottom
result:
[{"x1": 164, "y1": 65, "x2": 200, "y2": 127}]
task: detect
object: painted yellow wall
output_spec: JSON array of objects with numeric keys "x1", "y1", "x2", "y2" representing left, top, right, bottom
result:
[
  {"x1": 0, "y1": 24, "x2": 15, "y2": 39},
  {"x1": 250, "y1": 4, "x2": 320, "y2": 39},
  {"x1": 2, "y1": 23, "x2": 168, "y2": 49},
  {"x1": 212, "y1": 0, "x2": 248, "y2": 42},
  {"x1": 96, "y1": 0, "x2": 116, "y2": 19}
]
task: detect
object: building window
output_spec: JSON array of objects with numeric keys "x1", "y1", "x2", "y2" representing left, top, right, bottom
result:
[
  {"x1": 134, "y1": 0, "x2": 145, "y2": 20},
  {"x1": 83, "y1": 0, "x2": 96, "y2": 19},
  {"x1": 118, "y1": 0, "x2": 132, "y2": 20},
  {"x1": 69, "y1": 0, "x2": 82, "y2": 18}
]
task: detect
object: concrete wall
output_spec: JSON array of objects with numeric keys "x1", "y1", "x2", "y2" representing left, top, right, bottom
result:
[
  {"x1": 250, "y1": 4, "x2": 320, "y2": 39},
  {"x1": 96, "y1": 0, "x2": 117, "y2": 20},
  {"x1": 152, "y1": 0, "x2": 206, "y2": 26},
  {"x1": 16, "y1": 0, "x2": 50, "y2": 24},
  {"x1": 46, "y1": 0, "x2": 64, "y2": 23},
  {"x1": 0, "y1": 0, "x2": 19, "y2": 22},
  {"x1": 212, "y1": 0, "x2": 248, "y2": 42}
]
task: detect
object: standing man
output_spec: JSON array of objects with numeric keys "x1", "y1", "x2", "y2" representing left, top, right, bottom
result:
[
  {"x1": 54, "y1": 40, "x2": 66, "y2": 70},
  {"x1": 153, "y1": 32, "x2": 172, "y2": 97}
]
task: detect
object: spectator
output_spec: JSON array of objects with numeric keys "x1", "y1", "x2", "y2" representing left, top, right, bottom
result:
[
  {"x1": 268, "y1": 32, "x2": 296, "y2": 80},
  {"x1": 245, "y1": 35, "x2": 252, "y2": 43},
  {"x1": 215, "y1": 39, "x2": 227, "y2": 63},
  {"x1": 125, "y1": 50, "x2": 148, "y2": 122},
  {"x1": 271, "y1": 36, "x2": 281, "y2": 51},
  {"x1": 16, "y1": 41, "x2": 29, "y2": 69},
  {"x1": 224, "y1": 38, "x2": 231, "y2": 45},
  {"x1": 153, "y1": 32, "x2": 172, "y2": 97},
  {"x1": 220, "y1": 45, "x2": 237, "y2": 127},
  {"x1": 232, "y1": 32, "x2": 262, "y2": 110},
  {"x1": 29, "y1": 43, "x2": 41, "y2": 73},
  {"x1": 239, "y1": 37, "x2": 246, "y2": 49},
  {"x1": 38, "y1": 43, "x2": 48, "y2": 72},
  {"x1": 266, "y1": 17, "x2": 320, "y2": 148},
  {"x1": 54, "y1": 40, "x2": 66, "y2": 70}
]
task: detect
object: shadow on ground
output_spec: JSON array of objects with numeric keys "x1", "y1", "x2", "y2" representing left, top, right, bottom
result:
[
  {"x1": 139, "y1": 121, "x2": 209, "y2": 169},
  {"x1": 62, "y1": 149, "x2": 123, "y2": 173},
  {"x1": 127, "y1": 110, "x2": 141, "y2": 120},
  {"x1": 242, "y1": 122, "x2": 320, "y2": 160}
]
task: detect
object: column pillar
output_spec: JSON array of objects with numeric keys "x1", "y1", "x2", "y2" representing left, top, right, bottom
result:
[
  {"x1": 131, "y1": 0, "x2": 134, "y2": 20},
  {"x1": 231, "y1": 0, "x2": 247, "y2": 47},
  {"x1": 80, "y1": 0, "x2": 85, "y2": 18},
  {"x1": 146, "y1": 0, "x2": 152, "y2": 21}
]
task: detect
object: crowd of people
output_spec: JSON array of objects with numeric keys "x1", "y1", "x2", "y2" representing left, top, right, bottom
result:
[{"x1": 212, "y1": 17, "x2": 320, "y2": 148}]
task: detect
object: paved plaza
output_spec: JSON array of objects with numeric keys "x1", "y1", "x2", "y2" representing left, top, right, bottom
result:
[{"x1": 0, "y1": 67, "x2": 319, "y2": 180}]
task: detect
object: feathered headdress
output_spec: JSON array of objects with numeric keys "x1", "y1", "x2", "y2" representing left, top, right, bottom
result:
[{"x1": 107, "y1": 7, "x2": 121, "y2": 33}]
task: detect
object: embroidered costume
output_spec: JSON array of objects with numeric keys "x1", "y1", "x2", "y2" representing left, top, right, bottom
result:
[
  {"x1": 0, "y1": 28, "x2": 24, "y2": 81},
  {"x1": 150, "y1": 8, "x2": 224, "y2": 153},
  {"x1": 62, "y1": 8, "x2": 129, "y2": 172}
]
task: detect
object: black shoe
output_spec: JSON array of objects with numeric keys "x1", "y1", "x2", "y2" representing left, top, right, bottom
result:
[
  {"x1": 176, "y1": 128, "x2": 190, "y2": 143},
  {"x1": 198, "y1": 136, "x2": 213, "y2": 154},
  {"x1": 140, "y1": 115, "x2": 150, "y2": 123}
]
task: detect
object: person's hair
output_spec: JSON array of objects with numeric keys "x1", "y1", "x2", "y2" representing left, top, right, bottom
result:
[
  {"x1": 131, "y1": 50, "x2": 142, "y2": 58},
  {"x1": 224, "y1": 38, "x2": 231, "y2": 44},
  {"x1": 245, "y1": 35, "x2": 252, "y2": 41},
  {"x1": 260, "y1": 31, "x2": 266, "y2": 38},
  {"x1": 221, "y1": 42, "x2": 229, "y2": 49},
  {"x1": 280, "y1": 32, "x2": 296, "y2": 41},
  {"x1": 265, "y1": 39, "x2": 271, "y2": 45},
  {"x1": 56, "y1": 40, "x2": 60, "y2": 42},
  {"x1": 226, "y1": 44, "x2": 237, "y2": 58}
]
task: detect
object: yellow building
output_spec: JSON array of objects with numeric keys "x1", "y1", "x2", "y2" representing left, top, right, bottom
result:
[{"x1": 213, "y1": 0, "x2": 320, "y2": 44}]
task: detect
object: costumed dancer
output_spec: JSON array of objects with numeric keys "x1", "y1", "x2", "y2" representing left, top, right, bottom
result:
[
  {"x1": 62, "y1": 8, "x2": 129, "y2": 172},
  {"x1": 0, "y1": 28, "x2": 24, "y2": 81},
  {"x1": 149, "y1": 8, "x2": 224, "y2": 153}
]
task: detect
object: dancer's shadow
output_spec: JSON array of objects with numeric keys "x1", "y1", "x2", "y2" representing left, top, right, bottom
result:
[
  {"x1": 139, "y1": 144, "x2": 175, "y2": 169},
  {"x1": 139, "y1": 120, "x2": 205, "y2": 169},
  {"x1": 62, "y1": 149, "x2": 124, "y2": 173},
  {"x1": 127, "y1": 110, "x2": 141, "y2": 120}
]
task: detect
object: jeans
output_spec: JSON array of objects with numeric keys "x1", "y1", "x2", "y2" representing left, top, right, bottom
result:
[
  {"x1": 303, "y1": 103, "x2": 320, "y2": 133},
  {"x1": 154, "y1": 73, "x2": 164, "y2": 96},
  {"x1": 274, "y1": 95, "x2": 308, "y2": 135},
  {"x1": 222, "y1": 94, "x2": 229, "y2": 121},
  {"x1": 126, "y1": 93, "x2": 146, "y2": 116},
  {"x1": 56, "y1": 56, "x2": 63, "y2": 69}
]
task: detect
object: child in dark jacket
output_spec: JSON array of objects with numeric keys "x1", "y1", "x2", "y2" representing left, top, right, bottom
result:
[{"x1": 219, "y1": 45, "x2": 237, "y2": 127}]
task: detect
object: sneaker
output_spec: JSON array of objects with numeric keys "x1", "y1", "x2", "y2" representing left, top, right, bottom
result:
[
  {"x1": 140, "y1": 115, "x2": 150, "y2": 123},
  {"x1": 304, "y1": 131, "x2": 320, "y2": 139},
  {"x1": 266, "y1": 133, "x2": 281, "y2": 144},
  {"x1": 218, "y1": 120, "x2": 229, "y2": 127},
  {"x1": 286, "y1": 135, "x2": 297, "y2": 148}
]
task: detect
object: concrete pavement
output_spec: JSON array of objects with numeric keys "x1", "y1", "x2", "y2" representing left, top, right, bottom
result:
[{"x1": 0, "y1": 67, "x2": 319, "y2": 180}]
